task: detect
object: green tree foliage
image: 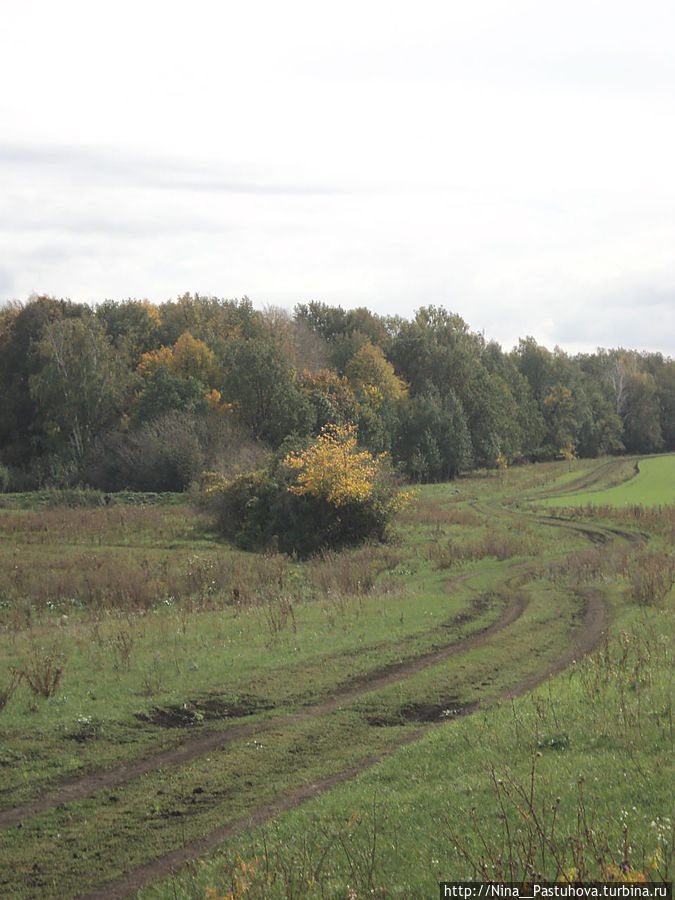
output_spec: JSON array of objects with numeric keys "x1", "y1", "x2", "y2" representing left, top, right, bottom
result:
[
  {"x1": 389, "y1": 307, "x2": 528, "y2": 466},
  {"x1": 621, "y1": 372, "x2": 664, "y2": 452},
  {"x1": 132, "y1": 330, "x2": 219, "y2": 425},
  {"x1": 596, "y1": 349, "x2": 665, "y2": 453},
  {"x1": 156, "y1": 293, "x2": 260, "y2": 347},
  {"x1": 653, "y1": 358, "x2": 675, "y2": 449},
  {"x1": 542, "y1": 383, "x2": 579, "y2": 454},
  {"x1": 389, "y1": 307, "x2": 471, "y2": 397},
  {"x1": 299, "y1": 369, "x2": 359, "y2": 431},
  {"x1": 221, "y1": 337, "x2": 312, "y2": 446},
  {"x1": 512, "y1": 337, "x2": 554, "y2": 404},
  {"x1": 133, "y1": 366, "x2": 207, "y2": 424},
  {"x1": 95, "y1": 299, "x2": 161, "y2": 365},
  {"x1": 294, "y1": 301, "x2": 392, "y2": 372},
  {"x1": 575, "y1": 386, "x2": 624, "y2": 457},
  {"x1": 395, "y1": 385, "x2": 472, "y2": 481},
  {"x1": 0, "y1": 461, "x2": 10, "y2": 493},
  {"x1": 29, "y1": 315, "x2": 127, "y2": 462},
  {"x1": 0, "y1": 296, "x2": 83, "y2": 468},
  {"x1": 1, "y1": 295, "x2": 672, "y2": 490},
  {"x1": 482, "y1": 344, "x2": 546, "y2": 460}
]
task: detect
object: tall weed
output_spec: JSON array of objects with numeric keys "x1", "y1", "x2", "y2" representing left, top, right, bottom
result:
[
  {"x1": 625, "y1": 550, "x2": 675, "y2": 606},
  {"x1": 17, "y1": 645, "x2": 66, "y2": 698}
]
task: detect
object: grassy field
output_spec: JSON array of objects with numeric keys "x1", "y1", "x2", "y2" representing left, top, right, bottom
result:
[
  {"x1": 533, "y1": 454, "x2": 675, "y2": 509},
  {"x1": 0, "y1": 458, "x2": 672, "y2": 898}
]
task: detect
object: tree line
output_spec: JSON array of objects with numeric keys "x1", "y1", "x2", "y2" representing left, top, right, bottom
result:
[{"x1": 0, "y1": 294, "x2": 672, "y2": 493}]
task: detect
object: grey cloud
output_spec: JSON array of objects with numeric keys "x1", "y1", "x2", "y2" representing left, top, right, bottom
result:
[
  {"x1": 0, "y1": 266, "x2": 14, "y2": 296},
  {"x1": 0, "y1": 142, "x2": 343, "y2": 196},
  {"x1": 552, "y1": 288, "x2": 675, "y2": 356},
  {"x1": 0, "y1": 216, "x2": 237, "y2": 239},
  {"x1": 25, "y1": 244, "x2": 71, "y2": 265}
]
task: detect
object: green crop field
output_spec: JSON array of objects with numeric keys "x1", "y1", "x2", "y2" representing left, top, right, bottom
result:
[
  {"x1": 0, "y1": 458, "x2": 672, "y2": 899},
  {"x1": 534, "y1": 454, "x2": 675, "y2": 509}
]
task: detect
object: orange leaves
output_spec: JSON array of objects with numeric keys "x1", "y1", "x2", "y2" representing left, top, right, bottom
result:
[
  {"x1": 137, "y1": 344, "x2": 174, "y2": 377},
  {"x1": 204, "y1": 388, "x2": 232, "y2": 415}
]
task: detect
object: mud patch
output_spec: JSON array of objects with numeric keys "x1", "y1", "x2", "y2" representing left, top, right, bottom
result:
[
  {"x1": 367, "y1": 698, "x2": 477, "y2": 727},
  {"x1": 439, "y1": 592, "x2": 491, "y2": 630},
  {"x1": 135, "y1": 694, "x2": 274, "y2": 728}
]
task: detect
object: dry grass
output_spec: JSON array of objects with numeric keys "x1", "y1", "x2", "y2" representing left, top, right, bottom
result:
[
  {"x1": 626, "y1": 549, "x2": 675, "y2": 606},
  {"x1": 564, "y1": 503, "x2": 675, "y2": 540},
  {"x1": 307, "y1": 546, "x2": 383, "y2": 598},
  {"x1": 427, "y1": 525, "x2": 543, "y2": 569},
  {"x1": 397, "y1": 499, "x2": 483, "y2": 528},
  {"x1": 0, "y1": 505, "x2": 195, "y2": 544},
  {"x1": 0, "y1": 669, "x2": 21, "y2": 710}
]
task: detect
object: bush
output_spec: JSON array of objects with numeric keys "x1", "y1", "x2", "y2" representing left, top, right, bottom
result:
[
  {"x1": 83, "y1": 411, "x2": 265, "y2": 493},
  {"x1": 206, "y1": 425, "x2": 410, "y2": 557}
]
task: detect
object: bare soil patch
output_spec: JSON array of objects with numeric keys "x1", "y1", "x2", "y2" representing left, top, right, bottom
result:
[
  {"x1": 134, "y1": 694, "x2": 274, "y2": 729},
  {"x1": 367, "y1": 697, "x2": 478, "y2": 726}
]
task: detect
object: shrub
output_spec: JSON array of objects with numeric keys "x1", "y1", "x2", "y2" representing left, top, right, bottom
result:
[
  {"x1": 206, "y1": 425, "x2": 410, "y2": 557},
  {"x1": 83, "y1": 411, "x2": 265, "y2": 492},
  {"x1": 18, "y1": 647, "x2": 66, "y2": 698}
]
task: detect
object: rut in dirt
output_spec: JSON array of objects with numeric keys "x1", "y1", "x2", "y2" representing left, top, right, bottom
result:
[
  {"x1": 2, "y1": 501, "x2": 629, "y2": 899},
  {"x1": 2, "y1": 503, "x2": 632, "y2": 832},
  {"x1": 0, "y1": 590, "x2": 525, "y2": 829},
  {"x1": 76, "y1": 585, "x2": 608, "y2": 900}
]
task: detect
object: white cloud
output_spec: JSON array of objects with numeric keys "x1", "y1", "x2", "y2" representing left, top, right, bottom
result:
[{"x1": 1, "y1": 0, "x2": 674, "y2": 355}]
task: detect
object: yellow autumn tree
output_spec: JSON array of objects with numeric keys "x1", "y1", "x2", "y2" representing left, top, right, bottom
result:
[
  {"x1": 136, "y1": 344, "x2": 174, "y2": 378},
  {"x1": 171, "y1": 331, "x2": 217, "y2": 384},
  {"x1": 283, "y1": 424, "x2": 380, "y2": 506},
  {"x1": 208, "y1": 423, "x2": 412, "y2": 555},
  {"x1": 344, "y1": 341, "x2": 407, "y2": 408},
  {"x1": 137, "y1": 331, "x2": 216, "y2": 385}
]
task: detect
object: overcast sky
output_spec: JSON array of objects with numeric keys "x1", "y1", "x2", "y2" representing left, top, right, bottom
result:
[{"x1": 1, "y1": 0, "x2": 674, "y2": 356}]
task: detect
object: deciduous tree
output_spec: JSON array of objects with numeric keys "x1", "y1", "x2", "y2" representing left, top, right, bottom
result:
[{"x1": 29, "y1": 315, "x2": 127, "y2": 461}]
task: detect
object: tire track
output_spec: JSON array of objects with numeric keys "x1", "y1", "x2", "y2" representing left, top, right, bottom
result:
[
  {"x1": 472, "y1": 500, "x2": 649, "y2": 546},
  {"x1": 4, "y1": 495, "x2": 639, "y2": 898},
  {"x1": 0, "y1": 590, "x2": 524, "y2": 829},
  {"x1": 77, "y1": 583, "x2": 607, "y2": 900}
]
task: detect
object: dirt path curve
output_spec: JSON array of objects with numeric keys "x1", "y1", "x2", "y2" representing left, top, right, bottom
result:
[
  {"x1": 521, "y1": 457, "x2": 634, "y2": 501},
  {"x1": 1, "y1": 502, "x2": 629, "y2": 833},
  {"x1": 0, "y1": 587, "x2": 525, "y2": 830},
  {"x1": 77, "y1": 585, "x2": 607, "y2": 900},
  {"x1": 472, "y1": 500, "x2": 650, "y2": 546},
  {"x1": 3, "y1": 497, "x2": 627, "y2": 898}
]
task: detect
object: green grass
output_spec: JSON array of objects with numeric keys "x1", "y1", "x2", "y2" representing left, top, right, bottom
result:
[
  {"x1": 150, "y1": 605, "x2": 671, "y2": 899},
  {"x1": 537, "y1": 454, "x2": 675, "y2": 509},
  {"x1": 0, "y1": 459, "x2": 672, "y2": 898}
]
